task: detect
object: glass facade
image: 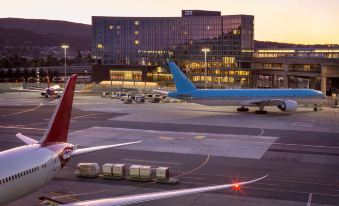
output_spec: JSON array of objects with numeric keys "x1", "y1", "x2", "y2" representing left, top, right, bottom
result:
[
  {"x1": 254, "y1": 49, "x2": 339, "y2": 59},
  {"x1": 92, "y1": 10, "x2": 254, "y2": 87}
]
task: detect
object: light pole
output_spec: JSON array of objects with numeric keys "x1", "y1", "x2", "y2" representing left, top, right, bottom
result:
[
  {"x1": 61, "y1": 44, "x2": 69, "y2": 82},
  {"x1": 201, "y1": 48, "x2": 210, "y2": 89}
]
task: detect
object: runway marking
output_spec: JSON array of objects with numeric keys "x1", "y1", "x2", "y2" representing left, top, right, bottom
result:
[
  {"x1": 0, "y1": 125, "x2": 45, "y2": 131},
  {"x1": 70, "y1": 113, "x2": 100, "y2": 120},
  {"x1": 177, "y1": 176, "x2": 204, "y2": 180},
  {"x1": 174, "y1": 138, "x2": 211, "y2": 178},
  {"x1": 245, "y1": 185, "x2": 339, "y2": 198},
  {"x1": 258, "y1": 128, "x2": 265, "y2": 136},
  {"x1": 159, "y1": 136, "x2": 175, "y2": 141},
  {"x1": 0, "y1": 98, "x2": 53, "y2": 117},
  {"x1": 307, "y1": 193, "x2": 313, "y2": 206},
  {"x1": 122, "y1": 158, "x2": 182, "y2": 165},
  {"x1": 49, "y1": 191, "x2": 80, "y2": 202},
  {"x1": 173, "y1": 171, "x2": 339, "y2": 188},
  {"x1": 194, "y1": 135, "x2": 206, "y2": 139},
  {"x1": 273, "y1": 142, "x2": 339, "y2": 149},
  {"x1": 3, "y1": 113, "x2": 100, "y2": 128}
]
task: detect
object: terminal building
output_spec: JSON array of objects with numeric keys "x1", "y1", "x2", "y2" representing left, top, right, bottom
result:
[
  {"x1": 92, "y1": 10, "x2": 254, "y2": 88},
  {"x1": 253, "y1": 48, "x2": 339, "y2": 95}
]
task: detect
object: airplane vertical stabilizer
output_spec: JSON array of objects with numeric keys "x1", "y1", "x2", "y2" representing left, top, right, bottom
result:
[
  {"x1": 39, "y1": 74, "x2": 77, "y2": 144},
  {"x1": 168, "y1": 62, "x2": 197, "y2": 93}
]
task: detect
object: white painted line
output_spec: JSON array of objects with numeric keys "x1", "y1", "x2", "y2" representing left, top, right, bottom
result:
[
  {"x1": 122, "y1": 158, "x2": 183, "y2": 166},
  {"x1": 247, "y1": 186, "x2": 339, "y2": 198},
  {"x1": 307, "y1": 193, "x2": 313, "y2": 206},
  {"x1": 180, "y1": 176, "x2": 204, "y2": 180},
  {"x1": 259, "y1": 128, "x2": 265, "y2": 136},
  {"x1": 174, "y1": 171, "x2": 339, "y2": 188},
  {"x1": 0, "y1": 125, "x2": 45, "y2": 131},
  {"x1": 273, "y1": 143, "x2": 339, "y2": 149}
]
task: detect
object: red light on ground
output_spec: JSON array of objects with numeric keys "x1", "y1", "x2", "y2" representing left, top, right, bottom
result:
[{"x1": 232, "y1": 183, "x2": 241, "y2": 191}]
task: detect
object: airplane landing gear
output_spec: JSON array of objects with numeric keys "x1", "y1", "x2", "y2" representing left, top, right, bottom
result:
[
  {"x1": 237, "y1": 107, "x2": 249, "y2": 112},
  {"x1": 255, "y1": 105, "x2": 267, "y2": 114}
]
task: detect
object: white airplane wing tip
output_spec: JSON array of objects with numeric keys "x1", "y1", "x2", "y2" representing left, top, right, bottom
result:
[
  {"x1": 70, "y1": 140, "x2": 143, "y2": 157},
  {"x1": 16, "y1": 133, "x2": 38, "y2": 145}
]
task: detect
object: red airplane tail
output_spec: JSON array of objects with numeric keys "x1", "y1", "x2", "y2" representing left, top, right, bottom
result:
[{"x1": 39, "y1": 74, "x2": 77, "y2": 144}]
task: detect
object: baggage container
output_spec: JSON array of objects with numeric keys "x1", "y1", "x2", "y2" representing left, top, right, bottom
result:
[
  {"x1": 112, "y1": 164, "x2": 126, "y2": 178},
  {"x1": 129, "y1": 165, "x2": 141, "y2": 178},
  {"x1": 156, "y1": 167, "x2": 169, "y2": 181},
  {"x1": 139, "y1": 166, "x2": 151, "y2": 179},
  {"x1": 102, "y1": 163, "x2": 114, "y2": 177},
  {"x1": 163, "y1": 97, "x2": 171, "y2": 103},
  {"x1": 135, "y1": 96, "x2": 145, "y2": 104},
  {"x1": 75, "y1": 163, "x2": 99, "y2": 178},
  {"x1": 123, "y1": 97, "x2": 133, "y2": 104}
]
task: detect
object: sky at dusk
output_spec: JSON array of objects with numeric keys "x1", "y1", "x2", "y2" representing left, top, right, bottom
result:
[{"x1": 1, "y1": 0, "x2": 338, "y2": 44}]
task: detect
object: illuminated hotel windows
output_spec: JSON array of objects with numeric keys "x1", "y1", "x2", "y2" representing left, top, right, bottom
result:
[
  {"x1": 97, "y1": 43, "x2": 103, "y2": 49},
  {"x1": 110, "y1": 70, "x2": 142, "y2": 81},
  {"x1": 92, "y1": 12, "x2": 254, "y2": 87},
  {"x1": 109, "y1": 25, "x2": 113, "y2": 30}
]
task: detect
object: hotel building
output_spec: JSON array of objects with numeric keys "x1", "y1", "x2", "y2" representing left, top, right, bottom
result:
[{"x1": 92, "y1": 10, "x2": 254, "y2": 88}]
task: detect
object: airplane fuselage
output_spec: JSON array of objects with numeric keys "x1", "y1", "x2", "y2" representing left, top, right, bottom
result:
[
  {"x1": 0, "y1": 143, "x2": 72, "y2": 205},
  {"x1": 169, "y1": 88, "x2": 325, "y2": 106}
]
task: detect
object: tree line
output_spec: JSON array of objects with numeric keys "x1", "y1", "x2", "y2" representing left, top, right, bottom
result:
[
  {"x1": 0, "y1": 67, "x2": 61, "y2": 83},
  {"x1": 0, "y1": 53, "x2": 93, "y2": 69},
  {"x1": 0, "y1": 53, "x2": 93, "y2": 82}
]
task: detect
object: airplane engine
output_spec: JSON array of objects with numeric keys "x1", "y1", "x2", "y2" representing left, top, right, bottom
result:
[{"x1": 277, "y1": 100, "x2": 298, "y2": 112}]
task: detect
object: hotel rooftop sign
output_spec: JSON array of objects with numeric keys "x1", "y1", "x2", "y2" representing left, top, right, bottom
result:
[{"x1": 181, "y1": 10, "x2": 221, "y2": 17}]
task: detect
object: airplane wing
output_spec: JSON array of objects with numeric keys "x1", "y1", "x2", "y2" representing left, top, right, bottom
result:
[
  {"x1": 16, "y1": 133, "x2": 38, "y2": 145},
  {"x1": 62, "y1": 174, "x2": 268, "y2": 206},
  {"x1": 153, "y1": 89, "x2": 170, "y2": 95},
  {"x1": 75, "y1": 90, "x2": 92, "y2": 93},
  {"x1": 240, "y1": 99, "x2": 286, "y2": 106},
  {"x1": 70, "y1": 140, "x2": 142, "y2": 157}
]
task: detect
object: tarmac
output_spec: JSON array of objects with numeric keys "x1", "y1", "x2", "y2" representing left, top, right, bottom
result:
[{"x1": 0, "y1": 92, "x2": 338, "y2": 206}]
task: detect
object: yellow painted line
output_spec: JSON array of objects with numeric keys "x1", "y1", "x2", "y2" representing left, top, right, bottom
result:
[
  {"x1": 5, "y1": 113, "x2": 100, "y2": 127},
  {"x1": 0, "y1": 125, "x2": 45, "y2": 131},
  {"x1": 194, "y1": 135, "x2": 206, "y2": 140},
  {"x1": 0, "y1": 98, "x2": 53, "y2": 117},
  {"x1": 49, "y1": 191, "x2": 80, "y2": 202},
  {"x1": 70, "y1": 113, "x2": 100, "y2": 120},
  {"x1": 174, "y1": 138, "x2": 211, "y2": 178},
  {"x1": 159, "y1": 136, "x2": 175, "y2": 140},
  {"x1": 123, "y1": 158, "x2": 182, "y2": 165}
]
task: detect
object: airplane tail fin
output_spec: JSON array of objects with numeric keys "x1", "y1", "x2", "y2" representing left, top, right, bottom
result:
[
  {"x1": 39, "y1": 74, "x2": 77, "y2": 144},
  {"x1": 168, "y1": 62, "x2": 197, "y2": 93},
  {"x1": 47, "y1": 70, "x2": 50, "y2": 88}
]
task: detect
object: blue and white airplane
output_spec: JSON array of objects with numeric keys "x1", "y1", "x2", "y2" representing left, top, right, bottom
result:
[{"x1": 163, "y1": 62, "x2": 325, "y2": 114}]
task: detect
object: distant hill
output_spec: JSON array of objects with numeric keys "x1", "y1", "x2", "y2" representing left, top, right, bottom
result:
[{"x1": 0, "y1": 18, "x2": 91, "y2": 51}]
